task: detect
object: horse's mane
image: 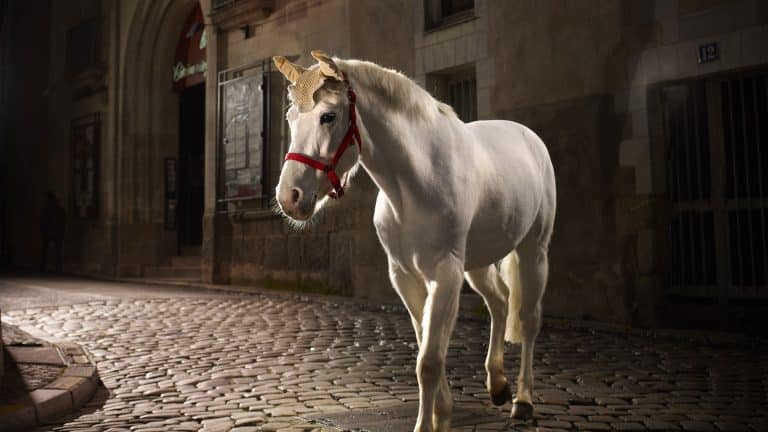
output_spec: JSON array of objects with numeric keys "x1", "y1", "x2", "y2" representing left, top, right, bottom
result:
[{"x1": 336, "y1": 59, "x2": 456, "y2": 122}]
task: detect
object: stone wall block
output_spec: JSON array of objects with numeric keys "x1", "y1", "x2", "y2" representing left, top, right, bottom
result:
[
  {"x1": 286, "y1": 236, "x2": 302, "y2": 270},
  {"x1": 353, "y1": 265, "x2": 394, "y2": 302},
  {"x1": 659, "y1": 17, "x2": 680, "y2": 44},
  {"x1": 329, "y1": 231, "x2": 354, "y2": 296},
  {"x1": 619, "y1": 138, "x2": 650, "y2": 168},
  {"x1": 454, "y1": 35, "x2": 469, "y2": 65},
  {"x1": 654, "y1": 0, "x2": 679, "y2": 20},
  {"x1": 740, "y1": 25, "x2": 767, "y2": 66},
  {"x1": 657, "y1": 44, "x2": 679, "y2": 82},
  {"x1": 230, "y1": 263, "x2": 265, "y2": 284},
  {"x1": 231, "y1": 233, "x2": 245, "y2": 263},
  {"x1": 615, "y1": 195, "x2": 657, "y2": 237},
  {"x1": 255, "y1": 236, "x2": 266, "y2": 266},
  {"x1": 473, "y1": 31, "x2": 488, "y2": 58},
  {"x1": 674, "y1": 39, "x2": 699, "y2": 78},
  {"x1": 632, "y1": 275, "x2": 663, "y2": 326},
  {"x1": 441, "y1": 40, "x2": 456, "y2": 69},
  {"x1": 302, "y1": 234, "x2": 329, "y2": 271},
  {"x1": 630, "y1": 108, "x2": 650, "y2": 139},
  {"x1": 637, "y1": 227, "x2": 656, "y2": 275},
  {"x1": 630, "y1": 48, "x2": 661, "y2": 85},
  {"x1": 477, "y1": 86, "x2": 492, "y2": 119},
  {"x1": 415, "y1": 48, "x2": 424, "y2": 75},
  {"x1": 423, "y1": 43, "x2": 436, "y2": 71},
  {"x1": 615, "y1": 166, "x2": 637, "y2": 196},
  {"x1": 264, "y1": 235, "x2": 288, "y2": 270},
  {"x1": 678, "y1": 0, "x2": 760, "y2": 40}
]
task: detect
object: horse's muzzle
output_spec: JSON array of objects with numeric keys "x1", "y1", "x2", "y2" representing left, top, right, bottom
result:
[{"x1": 277, "y1": 186, "x2": 315, "y2": 221}]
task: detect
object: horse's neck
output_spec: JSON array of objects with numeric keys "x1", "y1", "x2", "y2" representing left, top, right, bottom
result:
[{"x1": 355, "y1": 92, "x2": 435, "y2": 210}]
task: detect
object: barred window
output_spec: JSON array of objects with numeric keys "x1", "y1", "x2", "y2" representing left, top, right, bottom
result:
[
  {"x1": 427, "y1": 65, "x2": 477, "y2": 122},
  {"x1": 424, "y1": 0, "x2": 474, "y2": 31}
]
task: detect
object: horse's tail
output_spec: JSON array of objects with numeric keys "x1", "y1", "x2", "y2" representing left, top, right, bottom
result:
[{"x1": 500, "y1": 250, "x2": 523, "y2": 344}]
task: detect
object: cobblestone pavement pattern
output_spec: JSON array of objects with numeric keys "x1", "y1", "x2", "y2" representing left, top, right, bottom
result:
[{"x1": 2, "y1": 288, "x2": 768, "y2": 431}]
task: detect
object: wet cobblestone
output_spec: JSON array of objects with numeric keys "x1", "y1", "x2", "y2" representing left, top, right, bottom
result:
[{"x1": 2, "y1": 293, "x2": 767, "y2": 431}]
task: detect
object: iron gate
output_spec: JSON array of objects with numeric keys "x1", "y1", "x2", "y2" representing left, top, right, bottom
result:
[{"x1": 662, "y1": 69, "x2": 768, "y2": 300}]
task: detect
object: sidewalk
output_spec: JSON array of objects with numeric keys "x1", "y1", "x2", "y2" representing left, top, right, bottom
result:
[{"x1": 0, "y1": 321, "x2": 100, "y2": 431}]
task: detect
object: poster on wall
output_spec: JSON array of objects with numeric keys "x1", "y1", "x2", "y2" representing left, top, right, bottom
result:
[
  {"x1": 71, "y1": 113, "x2": 100, "y2": 219},
  {"x1": 221, "y1": 71, "x2": 264, "y2": 199}
]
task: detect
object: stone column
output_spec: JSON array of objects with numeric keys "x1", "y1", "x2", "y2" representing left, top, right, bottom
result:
[{"x1": 201, "y1": 0, "x2": 218, "y2": 283}]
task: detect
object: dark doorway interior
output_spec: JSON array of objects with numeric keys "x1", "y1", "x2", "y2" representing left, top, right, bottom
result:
[{"x1": 178, "y1": 83, "x2": 205, "y2": 248}]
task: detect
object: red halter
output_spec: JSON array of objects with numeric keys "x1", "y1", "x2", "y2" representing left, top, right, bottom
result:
[{"x1": 284, "y1": 80, "x2": 362, "y2": 199}]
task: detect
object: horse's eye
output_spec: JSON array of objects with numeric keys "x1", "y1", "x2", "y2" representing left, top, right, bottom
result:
[{"x1": 320, "y1": 112, "x2": 336, "y2": 125}]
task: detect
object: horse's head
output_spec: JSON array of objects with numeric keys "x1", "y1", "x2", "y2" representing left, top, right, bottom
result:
[{"x1": 273, "y1": 51, "x2": 360, "y2": 222}]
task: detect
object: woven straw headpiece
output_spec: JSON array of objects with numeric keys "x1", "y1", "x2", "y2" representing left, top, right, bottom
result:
[{"x1": 273, "y1": 50, "x2": 344, "y2": 112}]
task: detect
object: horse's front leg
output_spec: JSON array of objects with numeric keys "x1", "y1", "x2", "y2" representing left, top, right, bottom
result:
[
  {"x1": 389, "y1": 261, "x2": 427, "y2": 345},
  {"x1": 414, "y1": 255, "x2": 463, "y2": 432}
]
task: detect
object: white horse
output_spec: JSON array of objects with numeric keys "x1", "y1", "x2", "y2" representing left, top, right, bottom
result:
[{"x1": 273, "y1": 51, "x2": 556, "y2": 431}]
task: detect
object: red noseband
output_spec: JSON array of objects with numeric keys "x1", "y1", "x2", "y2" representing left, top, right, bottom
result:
[{"x1": 284, "y1": 79, "x2": 362, "y2": 199}]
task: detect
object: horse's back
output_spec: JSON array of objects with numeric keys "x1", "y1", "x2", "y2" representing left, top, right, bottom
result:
[
  {"x1": 466, "y1": 120, "x2": 552, "y2": 177},
  {"x1": 462, "y1": 120, "x2": 556, "y2": 268}
]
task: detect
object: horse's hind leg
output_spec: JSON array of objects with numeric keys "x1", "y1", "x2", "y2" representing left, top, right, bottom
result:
[
  {"x1": 465, "y1": 265, "x2": 512, "y2": 406},
  {"x1": 511, "y1": 234, "x2": 549, "y2": 420}
]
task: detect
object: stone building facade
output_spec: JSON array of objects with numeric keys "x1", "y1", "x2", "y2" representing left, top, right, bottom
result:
[{"x1": 1, "y1": 0, "x2": 766, "y2": 330}]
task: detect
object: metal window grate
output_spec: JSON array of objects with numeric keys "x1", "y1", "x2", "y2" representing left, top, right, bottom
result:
[
  {"x1": 449, "y1": 75, "x2": 477, "y2": 123},
  {"x1": 662, "y1": 70, "x2": 768, "y2": 299},
  {"x1": 664, "y1": 82, "x2": 718, "y2": 295},
  {"x1": 721, "y1": 74, "x2": 768, "y2": 294},
  {"x1": 424, "y1": 0, "x2": 474, "y2": 31}
]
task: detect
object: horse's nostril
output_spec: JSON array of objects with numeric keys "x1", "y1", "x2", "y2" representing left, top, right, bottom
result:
[{"x1": 291, "y1": 188, "x2": 302, "y2": 204}]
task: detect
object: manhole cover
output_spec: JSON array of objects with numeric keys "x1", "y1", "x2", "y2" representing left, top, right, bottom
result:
[{"x1": 302, "y1": 402, "x2": 510, "y2": 431}]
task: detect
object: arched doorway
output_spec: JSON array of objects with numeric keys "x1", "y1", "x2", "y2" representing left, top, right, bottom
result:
[{"x1": 117, "y1": 0, "x2": 203, "y2": 277}]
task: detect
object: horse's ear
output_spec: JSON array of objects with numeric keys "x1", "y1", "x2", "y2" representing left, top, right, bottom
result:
[
  {"x1": 272, "y1": 56, "x2": 304, "y2": 83},
  {"x1": 311, "y1": 50, "x2": 344, "y2": 81}
]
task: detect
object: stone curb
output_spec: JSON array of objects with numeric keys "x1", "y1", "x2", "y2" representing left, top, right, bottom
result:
[{"x1": 0, "y1": 342, "x2": 99, "y2": 431}]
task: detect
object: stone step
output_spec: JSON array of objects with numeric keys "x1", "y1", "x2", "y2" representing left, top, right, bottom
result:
[
  {"x1": 170, "y1": 255, "x2": 200, "y2": 267},
  {"x1": 180, "y1": 246, "x2": 200, "y2": 257},
  {"x1": 143, "y1": 266, "x2": 200, "y2": 280}
]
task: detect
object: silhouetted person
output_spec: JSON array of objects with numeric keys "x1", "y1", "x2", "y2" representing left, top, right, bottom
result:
[{"x1": 40, "y1": 192, "x2": 66, "y2": 273}]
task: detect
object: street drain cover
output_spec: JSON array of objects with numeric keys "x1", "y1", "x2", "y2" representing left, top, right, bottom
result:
[{"x1": 302, "y1": 403, "x2": 510, "y2": 431}]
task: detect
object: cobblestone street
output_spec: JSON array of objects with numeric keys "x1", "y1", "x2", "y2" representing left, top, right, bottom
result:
[{"x1": 2, "y1": 279, "x2": 767, "y2": 432}]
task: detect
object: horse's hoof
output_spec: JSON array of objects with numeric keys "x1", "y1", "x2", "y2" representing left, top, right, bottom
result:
[
  {"x1": 510, "y1": 401, "x2": 534, "y2": 420},
  {"x1": 490, "y1": 382, "x2": 513, "y2": 406}
]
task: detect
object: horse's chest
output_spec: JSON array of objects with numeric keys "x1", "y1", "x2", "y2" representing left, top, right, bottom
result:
[{"x1": 373, "y1": 195, "x2": 465, "y2": 266}]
